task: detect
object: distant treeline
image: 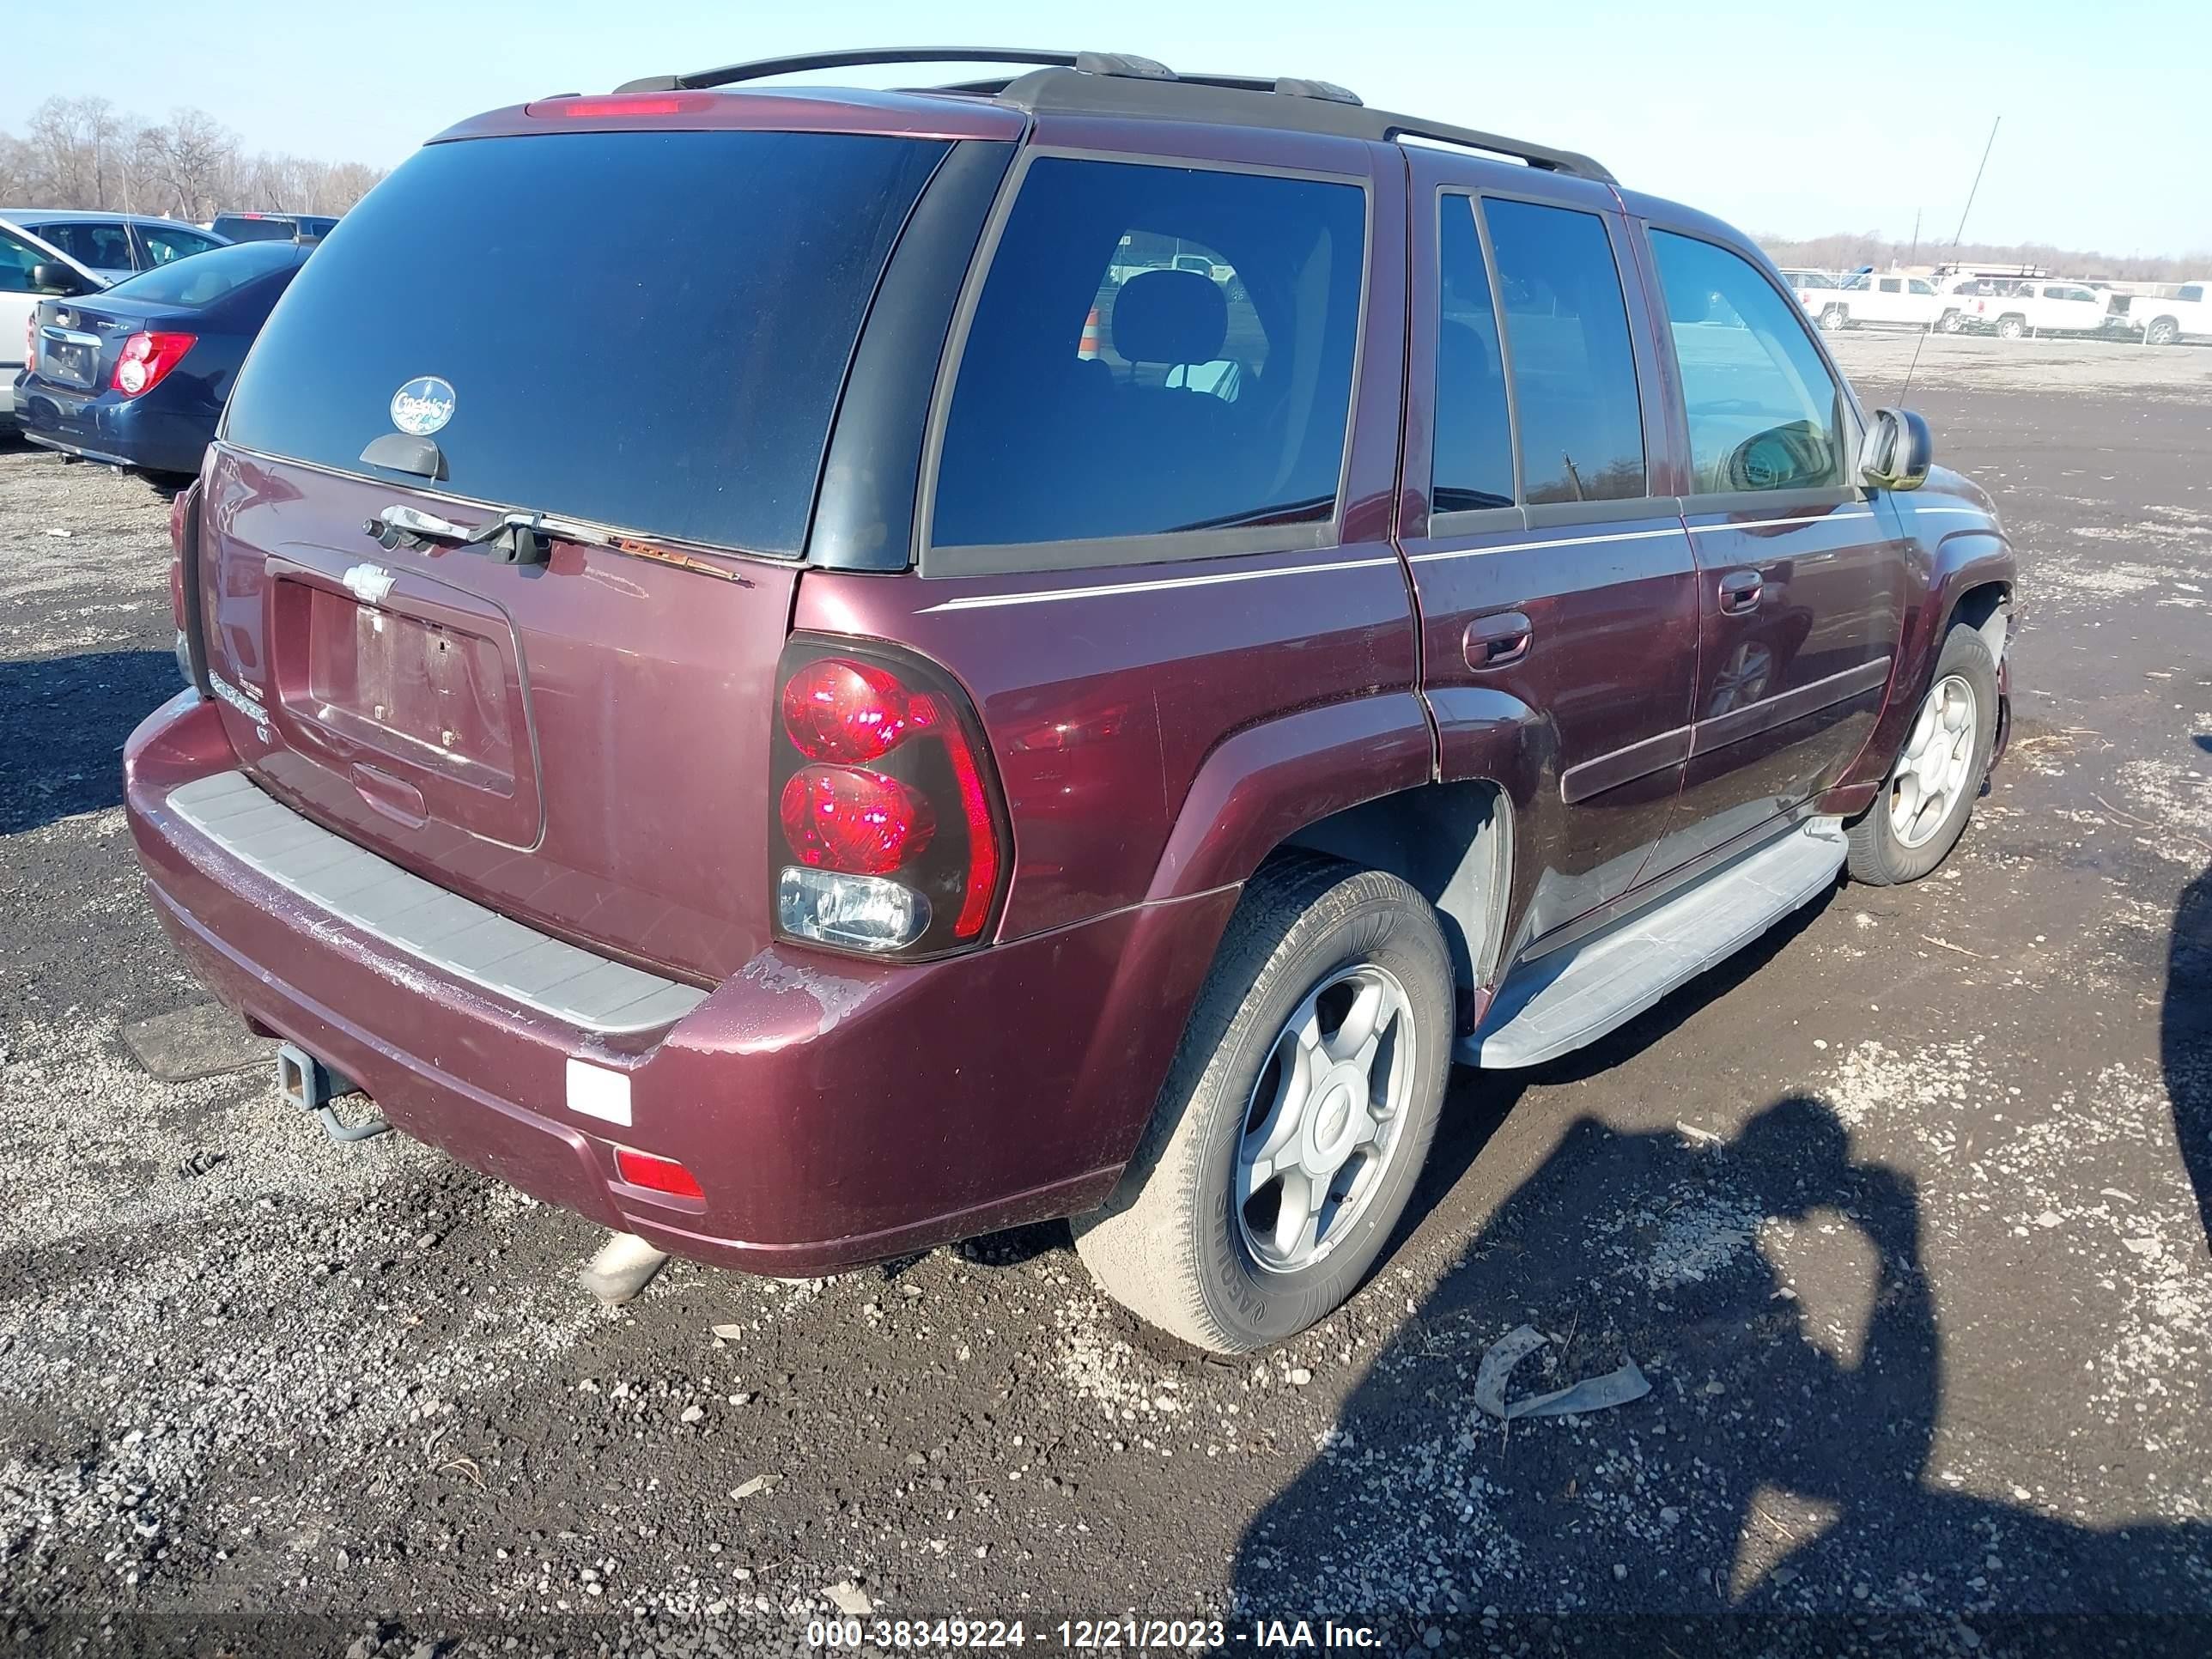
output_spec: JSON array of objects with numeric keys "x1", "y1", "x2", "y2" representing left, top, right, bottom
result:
[
  {"x1": 1758, "y1": 230, "x2": 2206, "y2": 283},
  {"x1": 0, "y1": 97, "x2": 385, "y2": 224}
]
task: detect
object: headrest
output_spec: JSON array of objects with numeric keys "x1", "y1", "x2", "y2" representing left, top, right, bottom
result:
[{"x1": 1112, "y1": 268, "x2": 1229, "y2": 365}]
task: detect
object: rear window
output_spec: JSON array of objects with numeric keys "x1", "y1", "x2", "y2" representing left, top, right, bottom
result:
[
  {"x1": 107, "y1": 240, "x2": 297, "y2": 306},
  {"x1": 222, "y1": 131, "x2": 950, "y2": 556},
  {"x1": 929, "y1": 156, "x2": 1365, "y2": 562},
  {"x1": 211, "y1": 216, "x2": 296, "y2": 243}
]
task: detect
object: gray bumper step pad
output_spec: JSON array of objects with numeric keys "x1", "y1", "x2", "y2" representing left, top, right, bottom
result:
[
  {"x1": 165, "y1": 770, "x2": 707, "y2": 1035},
  {"x1": 1464, "y1": 817, "x2": 1847, "y2": 1069}
]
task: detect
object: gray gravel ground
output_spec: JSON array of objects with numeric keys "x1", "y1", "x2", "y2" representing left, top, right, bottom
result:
[{"x1": 1, "y1": 333, "x2": 2209, "y2": 1657}]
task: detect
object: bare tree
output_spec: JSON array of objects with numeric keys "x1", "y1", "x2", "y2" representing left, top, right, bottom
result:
[
  {"x1": 1759, "y1": 229, "x2": 2208, "y2": 284},
  {"x1": 18, "y1": 96, "x2": 131, "y2": 209},
  {"x1": 0, "y1": 100, "x2": 386, "y2": 221},
  {"x1": 137, "y1": 109, "x2": 239, "y2": 223}
]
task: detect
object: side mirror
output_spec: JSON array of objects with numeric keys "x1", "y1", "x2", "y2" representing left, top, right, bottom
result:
[
  {"x1": 1859, "y1": 406, "x2": 1932, "y2": 491},
  {"x1": 28, "y1": 263, "x2": 88, "y2": 297}
]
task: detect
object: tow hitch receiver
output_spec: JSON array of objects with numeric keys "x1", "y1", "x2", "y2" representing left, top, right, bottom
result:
[{"x1": 276, "y1": 1041, "x2": 392, "y2": 1143}]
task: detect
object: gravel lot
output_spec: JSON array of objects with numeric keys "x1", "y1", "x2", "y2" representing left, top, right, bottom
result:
[{"x1": 1, "y1": 333, "x2": 2208, "y2": 1656}]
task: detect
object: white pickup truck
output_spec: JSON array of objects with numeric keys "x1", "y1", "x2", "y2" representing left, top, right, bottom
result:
[
  {"x1": 1807, "y1": 271, "x2": 1985, "y2": 333},
  {"x1": 1954, "y1": 280, "x2": 2117, "y2": 338},
  {"x1": 2129, "y1": 280, "x2": 2212, "y2": 346}
]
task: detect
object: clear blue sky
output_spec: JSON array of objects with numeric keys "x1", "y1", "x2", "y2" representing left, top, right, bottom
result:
[{"x1": 12, "y1": 0, "x2": 2209, "y2": 256}]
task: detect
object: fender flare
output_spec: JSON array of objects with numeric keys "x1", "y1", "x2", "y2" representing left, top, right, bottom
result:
[
  {"x1": 1825, "y1": 526, "x2": 2014, "y2": 809},
  {"x1": 1144, "y1": 692, "x2": 1436, "y2": 902}
]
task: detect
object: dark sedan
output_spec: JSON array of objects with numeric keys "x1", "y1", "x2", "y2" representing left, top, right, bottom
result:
[{"x1": 15, "y1": 240, "x2": 310, "y2": 476}]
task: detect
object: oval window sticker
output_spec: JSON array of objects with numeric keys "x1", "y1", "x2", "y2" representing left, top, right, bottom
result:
[{"x1": 390, "y1": 375, "x2": 456, "y2": 437}]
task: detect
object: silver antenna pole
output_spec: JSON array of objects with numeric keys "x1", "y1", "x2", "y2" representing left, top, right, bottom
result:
[{"x1": 1901, "y1": 114, "x2": 2001, "y2": 409}]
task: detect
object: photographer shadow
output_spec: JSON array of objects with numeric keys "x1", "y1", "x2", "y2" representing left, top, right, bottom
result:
[{"x1": 1233, "y1": 1092, "x2": 2212, "y2": 1640}]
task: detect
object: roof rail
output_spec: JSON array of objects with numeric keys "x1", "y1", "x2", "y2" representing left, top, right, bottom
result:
[
  {"x1": 614, "y1": 46, "x2": 1171, "y2": 95},
  {"x1": 610, "y1": 47, "x2": 1607, "y2": 183},
  {"x1": 996, "y1": 68, "x2": 1613, "y2": 182}
]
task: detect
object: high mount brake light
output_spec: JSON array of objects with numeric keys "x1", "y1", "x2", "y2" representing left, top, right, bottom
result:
[
  {"x1": 769, "y1": 641, "x2": 1006, "y2": 957},
  {"x1": 528, "y1": 94, "x2": 716, "y2": 119},
  {"x1": 112, "y1": 331, "x2": 195, "y2": 398}
]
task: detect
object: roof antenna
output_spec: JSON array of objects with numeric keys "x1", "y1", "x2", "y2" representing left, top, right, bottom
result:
[{"x1": 1899, "y1": 114, "x2": 2000, "y2": 409}]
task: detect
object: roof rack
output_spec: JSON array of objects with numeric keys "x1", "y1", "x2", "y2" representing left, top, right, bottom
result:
[
  {"x1": 614, "y1": 46, "x2": 1173, "y2": 95},
  {"x1": 611, "y1": 47, "x2": 1612, "y2": 184}
]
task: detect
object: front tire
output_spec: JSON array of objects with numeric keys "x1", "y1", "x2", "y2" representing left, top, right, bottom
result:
[
  {"x1": 1996, "y1": 314, "x2": 2027, "y2": 340},
  {"x1": 1820, "y1": 304, "x2": 1850, "y2": 332},
  {"x1": 2146, "y1": 317, "x2": 2179, "y2": 346},
  {"x1": 1071, "y1": 856, "x2": 1454, "y2": 1352},
  {"x1": 1845, "y1": 625, "x2": 1999, "y2": 885}
]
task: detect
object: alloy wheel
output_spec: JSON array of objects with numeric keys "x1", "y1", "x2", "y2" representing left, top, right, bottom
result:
[
  {"x1": 1236, "y1": 963, "x2": 1416, "y2": 1274},
  {"x1": 1888, "y1": 673, "x2": 1979, "y2": 849}
]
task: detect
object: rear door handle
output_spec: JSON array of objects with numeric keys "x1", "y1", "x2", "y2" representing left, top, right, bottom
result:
[
  {"x1": 1718, "y1": 569, "x2": 1764, "y2": 615},
  {"x1": 1464, "y1": 610, "x2": 1533, "y2": 670}
]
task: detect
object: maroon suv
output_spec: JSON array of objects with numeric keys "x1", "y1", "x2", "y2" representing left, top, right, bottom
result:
[{"x1": 125, "y1": 48, "x2": 2014, "y2": 1352}]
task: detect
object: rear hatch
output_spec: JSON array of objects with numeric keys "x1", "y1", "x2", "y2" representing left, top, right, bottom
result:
[{"x1": 198, "y1": 122, "x2": 955, "y2": 985}]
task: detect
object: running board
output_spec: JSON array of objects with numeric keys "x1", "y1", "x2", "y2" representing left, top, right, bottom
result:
[{"x1": 1461, "y1": 817, "x2": 1847, "y2": 1069}]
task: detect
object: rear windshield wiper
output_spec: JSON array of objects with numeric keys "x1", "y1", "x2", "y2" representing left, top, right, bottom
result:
[
  {"x1": 365, "y1": 503, "x2": 755, "y2": 585},
  {"x1": 366, "y1": 504, "x2": 551, "y2": 566}
]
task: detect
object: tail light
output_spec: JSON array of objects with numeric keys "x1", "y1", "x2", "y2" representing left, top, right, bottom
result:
[
  {"x1": 769, "y1": 636, "x2": 1006, "y2": 956},
  {"x1": 23, "y1": 313, "x2": 33, "y2": 374},
  {"x1": 112, "y1": 331, "x2": 195, "y2": 398}
]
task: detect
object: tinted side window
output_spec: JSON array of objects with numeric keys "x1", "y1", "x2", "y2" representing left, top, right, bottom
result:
[
  {"x1": 1650, "y1": 231, "x2": 1844, "y2": 495},
  {"x1": 2181, "y1": 285, "x2": 2203, "y2": 303},
  {"x1": 1432, "y1": 196, "x2": 1514, "y2": 513},
  {"x1": 142, "y1": 225, "x2": 221, "y2": 264},
  {"x1": 932, "y1": 157, "x2": 1365, "y2": 551},
  {"x1": 0, "y1": 228, "x2": 43, "y2": 295},
  {"x1": 42, "y1": 222, "x2": 134, "y2": 270},
  {"x1": 1482, "y1": 198, "x2": 1644, "y2": 504}
]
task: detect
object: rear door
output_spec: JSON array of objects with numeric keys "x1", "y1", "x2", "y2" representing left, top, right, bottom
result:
[
  {"x1": 1399, "y1": 149, "x2": 1700, "y2": 945},
  {"x1": 1632, "y1": 220, "x2": 1905, "y2": 872},
  {"x1": 198, "y1": 123, "x2": 965, "y2": 985}
]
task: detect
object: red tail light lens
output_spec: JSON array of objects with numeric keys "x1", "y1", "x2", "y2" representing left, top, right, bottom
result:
[
  {"x1": 23, "y1": 313, "x2": 33, "y2": 374},
  {"x1": 778, "y1": 764, "x2": 933, "y2": 875},
  {"x1": 781, "y1": 657, "x2": 915, "y2": 763},
  {"x1": 769, "y1": 638, "x2": 1007, "y2": 957},
  {"x1": 613, "y1": 1147, "x2": 703, "y2": 1201},
  {"x1": 112, "y1": 331, "x2": 195, "y2": 398}
]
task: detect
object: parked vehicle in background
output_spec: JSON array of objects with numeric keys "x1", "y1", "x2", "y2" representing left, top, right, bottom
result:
[
  {"x1": 210, "y1": 211, "x2": 338, "y2": 245},
  {"x1": 1, "y1": 218, "x2": 106, "y2": 428},
  {"x1": 0, "y1": 210, "x2": 228, "y2": 283},
  {"x1": 1959, "y1": 279, "x2": 2113, "y2": 338},
  {"x1": 2128, "y1": 280, "x2": 2212, "y2": 345},
  {"x1": 16, "y1": 241, "x2": 312, "y2": 475},
  {"x1": 125, "y1": 47, "x2": 2014, "y2": 1354},
  {"x1": 1807, "y1": 270, "x2": 1981, "y2": 333},
  {"x1": 1780, "y1": 268, "x2": 1839, "y2": 314}
]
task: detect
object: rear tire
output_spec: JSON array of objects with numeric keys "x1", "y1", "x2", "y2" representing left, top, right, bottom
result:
[
  {"x1": 1845, "y1": 626, "x2": 1999, "y2": 885},
  {"x1": 1071, "y1": 855, "x2": 1454, "y2": 1352},
  {"x1": 1937, "y1": 309, "x2": 1963, "y2": 334}
]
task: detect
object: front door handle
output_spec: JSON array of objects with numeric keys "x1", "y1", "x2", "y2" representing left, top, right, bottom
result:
[
  {"x1": 1718, "y1": 568, "x2": 1764, "y2": 615},
  {"x1": 1464, "y1": 610, "x2": 1533, "y2": 670}
]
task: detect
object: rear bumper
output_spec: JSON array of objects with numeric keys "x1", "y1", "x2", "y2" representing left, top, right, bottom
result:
[
  {"x1": 126, "y1": 691, "x2": 1232, "y2": 1274},
  {"x1": 17, "y1": 381, "x2": 211, "y2": 475}
]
